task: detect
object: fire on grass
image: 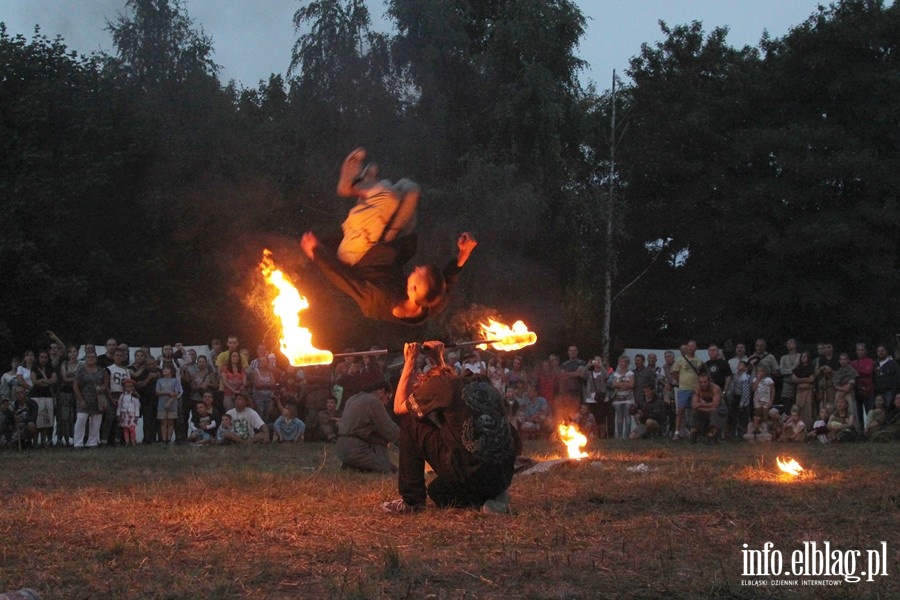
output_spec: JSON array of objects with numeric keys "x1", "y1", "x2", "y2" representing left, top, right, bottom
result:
[
  {"x1": 260, "y1": 249, "x2": 333, "y2": 367},
  {"x1": 732, "y1": 454, "x2": 819, "y2": 484}
]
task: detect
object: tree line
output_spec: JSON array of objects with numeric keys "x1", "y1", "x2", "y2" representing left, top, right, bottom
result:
[{"x1": 0, "y1": 0, "x2": 896, "y2": 359}]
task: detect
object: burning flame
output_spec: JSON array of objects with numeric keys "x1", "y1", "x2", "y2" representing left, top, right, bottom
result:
[
  {"x1": 476, "y1": 319, "x2": 537, "y2": 351},
  {"x1": 260, "y1": 250, "x2": 333, "y2": 367},
  {"x1": 776, "y1": 456, "x2": 804, "y2": 477},
  {"x1": 558, "y1": 423, "x2": 588, "y2": 459}
]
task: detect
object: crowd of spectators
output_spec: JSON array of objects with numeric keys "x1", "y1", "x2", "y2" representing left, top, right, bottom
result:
[{"x1": 1, "y1": 332, "x2": 898, "y2": 452}]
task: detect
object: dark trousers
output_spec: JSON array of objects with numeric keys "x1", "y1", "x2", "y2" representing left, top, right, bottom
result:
[
  {"x1": 397, "y1": 413, "x2": 512, "y2": 508},
  {"x1": 140, "y1": 396, "x2": 157, "y2": 443}
]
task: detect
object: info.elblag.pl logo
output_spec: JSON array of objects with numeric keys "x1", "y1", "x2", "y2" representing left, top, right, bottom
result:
[{"x1": 741, "y1": 542, "x2": 890, "y2": 586}]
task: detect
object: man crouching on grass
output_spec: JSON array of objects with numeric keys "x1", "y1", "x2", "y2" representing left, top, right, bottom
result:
[
  {"x1": 381, "y1": 341, "x2": 520, "y2": 515},
  {"x1": 221, "y1": 392, "x2": 269, "y2": 444}
]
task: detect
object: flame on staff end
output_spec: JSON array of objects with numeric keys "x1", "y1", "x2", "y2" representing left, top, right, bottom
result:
[
  {"x1": 776, "y1": 456, "x2": 804, "y2": 477},
  {"x1": 558, "y1": 423, "x2": 588, "y2": 459},
  {"x1": 476, "y1": 319, "x2": 537, "y2": 351},
  {"x1": 260, "y1": 250, "x2": 333, "y2": 367}
]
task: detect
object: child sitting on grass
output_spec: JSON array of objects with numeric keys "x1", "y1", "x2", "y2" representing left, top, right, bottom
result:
[
  {"x1": 743, "y1": 411, "x2": 772, "y2": 442},
  {"x1": 188, "y1": 402, "x2": 217, "y2": 445},
  {"x1": 272, "y1": 404, "x2": 305, "y2": 443},
  {"x1": 778, "y1": 405, "x2": 806, "y2": 442},
  {"x1": 864, "y1": 396, "x2": 887, "y2": 440},
  {"x1": 807, "y1": 405, "x2": 831, "y2": 444},
  {"x1": 216, "y1": 413, "x2": 234, "y2": 445}
]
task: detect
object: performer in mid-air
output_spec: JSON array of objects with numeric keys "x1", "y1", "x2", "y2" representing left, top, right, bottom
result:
[
  {"x1": 301, "y1": 230, "x2": 476, "y2": 326},
  {"x1": 301, "y1": 146, "x2": 477, "y2": 325},
  {"x1": 335, "y1": 146, "x2": 421, "y2": 266}
]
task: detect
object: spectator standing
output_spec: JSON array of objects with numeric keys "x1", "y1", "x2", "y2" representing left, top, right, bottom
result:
[
  {"x1": 73, "y1": 351, "x2": 106, "y2": 449},
  {"x1": 584, "y1": 356, "x2": 608, "y2": 438},
  {"x1": 671, "y1": 341, "x2": 704, "y2": 440},
  {"x1": 96, "y1": 338, "x2": 117, "y2": 369},
  {"x1": 704, "y1": 345, "x2": 732, "y2": 394},
  {"x1": 31, "y1": 351, "x2": 57, "y2": 448},
  {"x1": 250, "y1": 356, "x2": 277, "y2": 423},
  {"x1": 873, "y1": 345, "x2": 899, "y2": 408},
  {"x1": 608, "y1": 356, "x2": 635, "y2": 439},
  {"x1": 851, "y1": 343, "x2": 875, "y2": 420},
  {"x1": 103, "y1": 348, "x2": 129, "y2": 446},
  {"x1": 221, "y1": 351, "x2": 246, "y2": 412},
  {"x1": 56, "y1": 346, "x2": 80, "y2": 447},
  {"x1": 814, "y1": 343, "x2": 841, "y2": 411},
  {"x1": 790, "y1": 352, "x2": 816, "y2": 433},
  {"x1": 778, "y1": 338, "x2": 801, "y2": 414},
  {"x1": 728, "y1": 343, "x2": 749, "y2": 376},
  {"x1": 559, "y1": 346, "x2": 587, "y2": 426},
  {"x1": 155, "y1": 365, "x2": 182, "y2": 444},
  {"x1": 1, "y1": 357, "x2": 19, "y2": 404},
  {"x1": 832, "y1": 353, "x2": 859, "y2": 434}
]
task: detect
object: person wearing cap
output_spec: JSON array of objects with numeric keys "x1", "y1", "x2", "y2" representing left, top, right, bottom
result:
[
  {"x1": 381, "y1": 341, "x2": 519, "y2": 515},
  {"x1": 117, "y1": 379, "x2": 141, "y2": 446}
]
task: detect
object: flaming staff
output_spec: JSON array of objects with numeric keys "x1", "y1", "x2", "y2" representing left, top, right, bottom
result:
[{"x1": 260, "y1": 250, "x2": 334, "y2": 367}]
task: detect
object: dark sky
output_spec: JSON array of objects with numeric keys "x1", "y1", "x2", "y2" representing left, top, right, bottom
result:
[{"x1": 3, "y1": 0, "x2": 823, "y2": 89}]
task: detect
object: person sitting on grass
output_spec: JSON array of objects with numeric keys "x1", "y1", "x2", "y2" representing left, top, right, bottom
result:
[
  {"x1": 188, "y1": 401, "x2": 217, "y2": 445},
  {"x1": 336, "y1": 380, "x2": 399, "y2": 473},
  {"x1": 807, "y1": 405, "x2": 831, "y2": 444},
  {"x1": 778, "y1": 405, "x2": 806, "y2": 442},
  {"x1": 272, "y1": 404, "x2": 305, "y2": 443},
  {"x1": 571, "y1": 402, "x2": 597, "y2": 438},
  {"x1": 689, "y1": 373, "x2": 725, "y2": 443},
  {"x1": 316, "y1": 396, "x2": 340, "y2": 443},
  {"x1": 382, "y1": 341, "x2": 519, "y2": 515},
  {"x1": 222, "y1": 392, "x2": 269, "y2": 444},
  {"x1": 216, "y1": 413, "x2": 234, "y2": 445},
  {"x1": 863, "y1": 396, "x2": 887, "y2": 440},
  {"x1": 629, "y1": 383, "x2": 667, "y2": 440},
  {"x1": 743, "y1": 410, "x2": 772, "y2": 442},
  {"x1": 827, "y1": 397, "x2": 857, "y2": 443},
  {"x1": 517, "y1": 383, "x2": 551, "y2": 439}
]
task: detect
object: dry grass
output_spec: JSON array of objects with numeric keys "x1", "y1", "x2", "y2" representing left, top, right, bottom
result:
[{"x1": 0, "y1": 439, "x2": 897, "y2": 599}]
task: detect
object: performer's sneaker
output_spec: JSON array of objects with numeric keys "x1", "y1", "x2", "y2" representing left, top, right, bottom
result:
[
  {"x1": 481, "y1": 489, "x2": 511, "y2": 515},
  {"x1": 381, "y1": 499, "x2": 424, "y2": 515}
]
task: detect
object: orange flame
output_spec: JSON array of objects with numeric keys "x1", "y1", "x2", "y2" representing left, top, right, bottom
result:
[
  {"x1": 558, "y1": 423, "x2": 588, "y2": 459},
  {"x1": 260, "y1": 250, "x2": 333, "y2": 367},
  {"x1": 776, "y1": 456, "x2": 804, "y2": 477},
  {"x1": 476, "y1": 319, "x2": 537, "y2": 351}
]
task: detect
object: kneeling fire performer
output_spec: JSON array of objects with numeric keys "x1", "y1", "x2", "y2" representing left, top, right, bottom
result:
[{"x1": 381, "y1": 341, "x2": 520, "y2": 515}]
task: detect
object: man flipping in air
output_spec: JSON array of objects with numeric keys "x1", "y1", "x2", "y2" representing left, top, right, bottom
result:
[{"x1": 301, "y1": 147, "x2": 477, "y2": 325}]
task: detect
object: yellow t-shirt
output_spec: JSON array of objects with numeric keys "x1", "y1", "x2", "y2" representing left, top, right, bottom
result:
[{"x1": 673, "y1": 355, "x2": 704, "y2": 390}]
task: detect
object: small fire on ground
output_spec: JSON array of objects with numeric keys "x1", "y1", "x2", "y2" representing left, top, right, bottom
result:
[
  {"x1": 776, "y1": 456, "x2": 804, "y2": 477},
  {"x1": 260, "y1": 250, "x2": 333, "y2": 367},
  {"x1": 558, "y1": 423, "x2": 588, "y2": 459}
]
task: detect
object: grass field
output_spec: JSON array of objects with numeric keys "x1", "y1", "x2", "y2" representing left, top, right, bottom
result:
[{"x1": 0, "y1": 438, "x2": 897, "y2": 599}]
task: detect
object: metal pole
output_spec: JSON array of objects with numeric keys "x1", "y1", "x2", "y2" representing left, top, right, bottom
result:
[{"x1": 330, "y1": 339, "x2": 504, "y2": 359}]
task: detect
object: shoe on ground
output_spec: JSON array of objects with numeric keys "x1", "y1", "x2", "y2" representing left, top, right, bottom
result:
[
  {"x1": 481, "y1": 489, "x2": 511, "y2": 515},
  {"x1": 381, "y1": 498, "x2": 424, "y2": 515}
]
